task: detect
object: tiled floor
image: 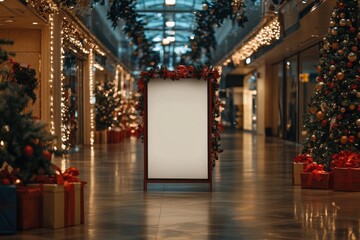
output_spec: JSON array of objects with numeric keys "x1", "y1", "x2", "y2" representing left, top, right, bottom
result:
[{"x1": 4, "y1": 131, "x2": 360, "y2": 239}]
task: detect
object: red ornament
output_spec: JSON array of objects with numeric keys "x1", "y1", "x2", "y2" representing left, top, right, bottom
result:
[
  {"x1": 316, "y1": 77, "x2": 323, "y2": 82},
  {"x1": 351, "y1": 84, "x2": 358, "y2": 89},
  {"x1": 42, "y1": 150, "x2": 52, "y2": 161},
  {"x1": 330, "y1": 83, "x2": 335, "y2": 89},
  {"x1": 348, "y1": 135, "x2": 355, "y2": 143},
  {"x1": 332, "y1": 123, "x2": 338, "y2": 129},
  {"x1": 347, "y1": 62, "x2": 353, "y2": 68},
  {"x1": 337, "y1": 115, "x2": 343, "y2": 120},
  {"x1": 339, "y1": 2, "x2": 345, "y2": 8},
  {"x1": 350, "y1": 27, "x2": 356, "y2": 33},
  {"x1": 321, "y1": 119, "x2": 328, "y2": 127},
  {"x1": 24, "y1": 145, "x2": 33, "y2": 158},
  {"x1": 1, "y1": 178, "x2": 11, "y2": 186}
]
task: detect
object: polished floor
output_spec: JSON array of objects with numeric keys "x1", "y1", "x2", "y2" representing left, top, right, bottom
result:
[{"x1": 4, "y1": 131, "x2": 360, "y2": 240}]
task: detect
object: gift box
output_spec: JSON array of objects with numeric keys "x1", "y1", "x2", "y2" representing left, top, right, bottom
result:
[
  {"x1": 292, "y1": 163, "x2": 305, "y2": 186},
  {"x1": 64, "y1": 182, "x2": 81, "y2": 227},
  {"x1": 81, "y1": 181, "x2": 86, "y2": 224},
  {"x1": 301, "y1": 172, "x2": 333, "y2": 189},
  {"x1": 16, "y1": 186, "x2": 42, "y2": 230},
  {"x1": 0, "y1": 185, "x2": 16, "y2": 234},
  {"x1": 28, "y1": 184, "x2": 65, "y2": 229},
  {"x1": 333, "y1": 168, "x2": 360, "y2": 191}
]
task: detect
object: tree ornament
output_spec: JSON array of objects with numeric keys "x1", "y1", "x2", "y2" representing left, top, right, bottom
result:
[
  {"x1": 31, "y1": 138, "x2": 39, "y2": 145},
  {"x1": 331, "y1": 27, "x2": 338, "y2": 35},
  {"x1": 357, "y1": 32, "x2": 360, "y2": 39},
  {"x1": 340, "y1": 107, "x2": 346, "y2": 113},
  {"x1": 1, "y1": 125, "x2": 10, "y2": 134},
  {"x1": 349, "y1": 104, "x2": 355, "y2": 111},
  {"x1": 317, "y1": 66, "x2": 322, "y2": 73},
  {"x1": 347, "y1": 52, "x2": 357, "y2": 62},
  {"x1": 311, "y1": 135, "x2": 316, "y2": 141},
  {"x1": 347, "y1": 62, "x2": 353, "y2": 68},
  {"x1": 348, "y1": 135, "x2": 355, "y2": 143},
  {"x1": 346, "y1": 19, "x2": 352, "y2": 26},
  {"x1": 356, "y1": 119, "x2": 360, "y2": 126},
  {"x1": 316, "y1": 82, "x2": 325, "y2": 90},
  {"x1": 336, "y1": 72, "x2": 345, "y2": 80},
  {"x1": 351, "y1": 46, "x2": 358, "y2": 52},
  {"x1": 357, "y1": 92, "x2": 360, "y2": 98},
  {"x1": 24, "y1": 145, "x2": 33, "y2": 158},
  {"x1": 42, "y1": 150, "x2": 52, "y2": 161},
  {"x1": 316, "y1": 111, "x2": 325, "y2": 120},
  {"x1": 330, "y1": 65, "x2": 336, "y2": 71},
  {"x1": 330, "y1": 21, "x2": 336, "y2": 27},
  {"x1": 1, "y1": 178, "x2": 11, "y2": 186},
  {"x1": 339, "y1": 2, "x2": 345, "y2": 9},
  {"x1": 332, "y1": 11, "x2": 337, "y2": 17},
  {"x1": 321, "y1": 119, "x2": 328, "y2": 127},
  {"x1": 358, "y1": 132, "x2": 360, "y2": 139},
  {"x1": 332, "y1": 42, "x2": 339, "y2": 49},
  {"x1": 202, "y1": 3, "x2": 208, "y2": 10},
  {"x1": 339, "y1": 19, "x2": 347, "y2": 26},
  {"x1": 340, "y1": 136, "x2": 348, "y2": 144},
  {"x1": 338, "y1": 49, "x2": 344, "y2": 55},
  {"x1": 350, "y1": 27, "x2": 356, "y2": 33},
  {"x1": 310, "y1": 106, "x2": 317, "y2": 114}
]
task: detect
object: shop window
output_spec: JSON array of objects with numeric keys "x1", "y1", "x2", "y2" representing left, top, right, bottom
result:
[
  {"x1": 63, "y1": 51, "x2": 84, "y2": 149},
  {"x1": 285, "y1": 55, "x2": 298, "y2": 141},
  {"x1": 298, "y1": 44, "x2": 319, "y2": 143}
]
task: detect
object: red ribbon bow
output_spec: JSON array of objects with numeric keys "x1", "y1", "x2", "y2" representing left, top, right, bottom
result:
[{"x1": 293, "y1": 153, "x2": 313, "y2": 163}]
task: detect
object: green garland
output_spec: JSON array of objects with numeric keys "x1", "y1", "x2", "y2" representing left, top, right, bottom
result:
[
  {"x1": 190, "y1": 0, "x2": 249, "y2": 63},
  {"x1": 136, "y1": 65, "x2": 223, "y2": 167}
]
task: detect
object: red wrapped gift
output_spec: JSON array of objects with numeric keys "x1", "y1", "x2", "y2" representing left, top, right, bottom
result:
[
  {"x1": 64, "y1": 182, "x2": 81, "y2": 227},
  {"x1": 81, "y1": 181, "x2": 86, "y2": 224},
  {"x1": 301, "y1": 172, "x2": 333, "y2": 189},
  {"x1": 16, "y1": 186, "x2": 42, "y2": 230},
  {"x1": 333, "y1": 168, "x2": 360, "y2": 191}
]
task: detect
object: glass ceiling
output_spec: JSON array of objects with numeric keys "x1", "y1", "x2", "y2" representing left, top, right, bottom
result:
[{"x1": 135, "y1": 0, "x2": 204, "y2": 69}]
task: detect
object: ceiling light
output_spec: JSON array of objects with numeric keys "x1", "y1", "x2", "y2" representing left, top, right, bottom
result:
[
  {"x1": 165, "y1": 0, "x2": 176, "y2": 6},
  {"x1": 166, "y1": 20, "x2": 175, "y2": 27},
  {"x1": 5, "y1": 19, "x2": 14, "y2": 23},
  {"x1": 32, "y1": 22, "x2": 39, "y2": 25},
  {"x1": 0, "y1": 0, "x2": 4, "y2": 2},
  {"x1": 162, "y1": 38, "x2": 170, "y2": 45}
]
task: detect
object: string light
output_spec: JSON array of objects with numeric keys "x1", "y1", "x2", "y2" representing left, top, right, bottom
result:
[
  {"x1": 60, "y1": 27, "x2": 68, "y2": 150},
  {"x1": 89, "y1": 49, "x2": 95, "y2": 145},
  {"x1": 49, "y1": 14, "x2": 55, "y2": 135},
  {"x1": 230, "y1": 16, "x2": 281, "y2": 66},
  {"x1": 25, "y1": 0, "x2": 58, "y2": 18},
  {"x1": 62, "y1": 17, "x2": 90, "y2": 55}
]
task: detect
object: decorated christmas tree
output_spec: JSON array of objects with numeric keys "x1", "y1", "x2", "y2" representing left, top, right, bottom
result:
[
  {"x1": 95, "y1": 79, "x2": 118, "y2": 131},
  {"x1": 301, "y1": 0, "x2": 359, "y2": 170},
  {"x1": 0, "y1": 60, "x2": 55, "y2": 184}
]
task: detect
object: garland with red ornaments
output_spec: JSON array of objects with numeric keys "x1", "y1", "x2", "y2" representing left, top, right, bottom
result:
[{"x1": 136, "y1": 65, "x2": 223, "y2": 167}]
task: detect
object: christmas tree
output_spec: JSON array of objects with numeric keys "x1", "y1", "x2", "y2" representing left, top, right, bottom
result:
[
  {"x1": 95, "y1": 79, "x2": 118, "y2": 131},
  {"x1": 0, "y1": 60, "x2": 55, "y2": 184},
  {"x1": 301, "y1": 0, "x2": 359, "y2": 170}
]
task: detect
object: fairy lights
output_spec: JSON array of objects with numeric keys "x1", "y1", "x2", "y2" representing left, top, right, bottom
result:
[
  {"x1": 49, "y1": 14, "x2": 55, "y2": 135},
  {"x1": 25, "y1": 0, "x2": 58, "y2": 19},
  {"x1": 89, "y1": 49, "x2": 95, "y2": 145},
  {"x1": 62, "y1": 17, "x2": 90, "y2": 55},
  {"x1": 60, "y1": 27, "x2": 68, "y2": 150},
  {"x1": 230, "y1": 16, "x2": 281, "y2": 66}
]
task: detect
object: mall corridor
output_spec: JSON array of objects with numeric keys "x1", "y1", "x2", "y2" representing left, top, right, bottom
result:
[{"x1": 5, "y1": 131, "x2": 360, "y2": 240}]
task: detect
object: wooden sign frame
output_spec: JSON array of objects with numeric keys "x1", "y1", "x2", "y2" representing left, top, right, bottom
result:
[{"x1": 143, "y1": 78, "x2": 213, "y2": 191}]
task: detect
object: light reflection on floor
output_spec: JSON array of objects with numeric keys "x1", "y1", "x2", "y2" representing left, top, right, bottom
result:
[{"x1": 4, "y1": 131, "x2": 360, "y2": 240}]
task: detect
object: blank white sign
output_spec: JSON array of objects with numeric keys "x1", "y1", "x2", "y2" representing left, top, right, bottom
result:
[{"x1": 147, "y1": 78, "x2": 208, "y2": 179}]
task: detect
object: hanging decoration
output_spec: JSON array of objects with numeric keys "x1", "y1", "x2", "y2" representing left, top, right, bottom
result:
[
  {"x1": 135, "y1": 65, "x2": 223, "y2": 167},
  {"x1": 190, "y1": 0, "x2": 249, "y2": 63}
]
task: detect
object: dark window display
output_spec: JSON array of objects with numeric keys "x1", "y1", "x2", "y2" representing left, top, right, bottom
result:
[{"x1": 62, "y1": 51, "x2": 84, "y2": 149}]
